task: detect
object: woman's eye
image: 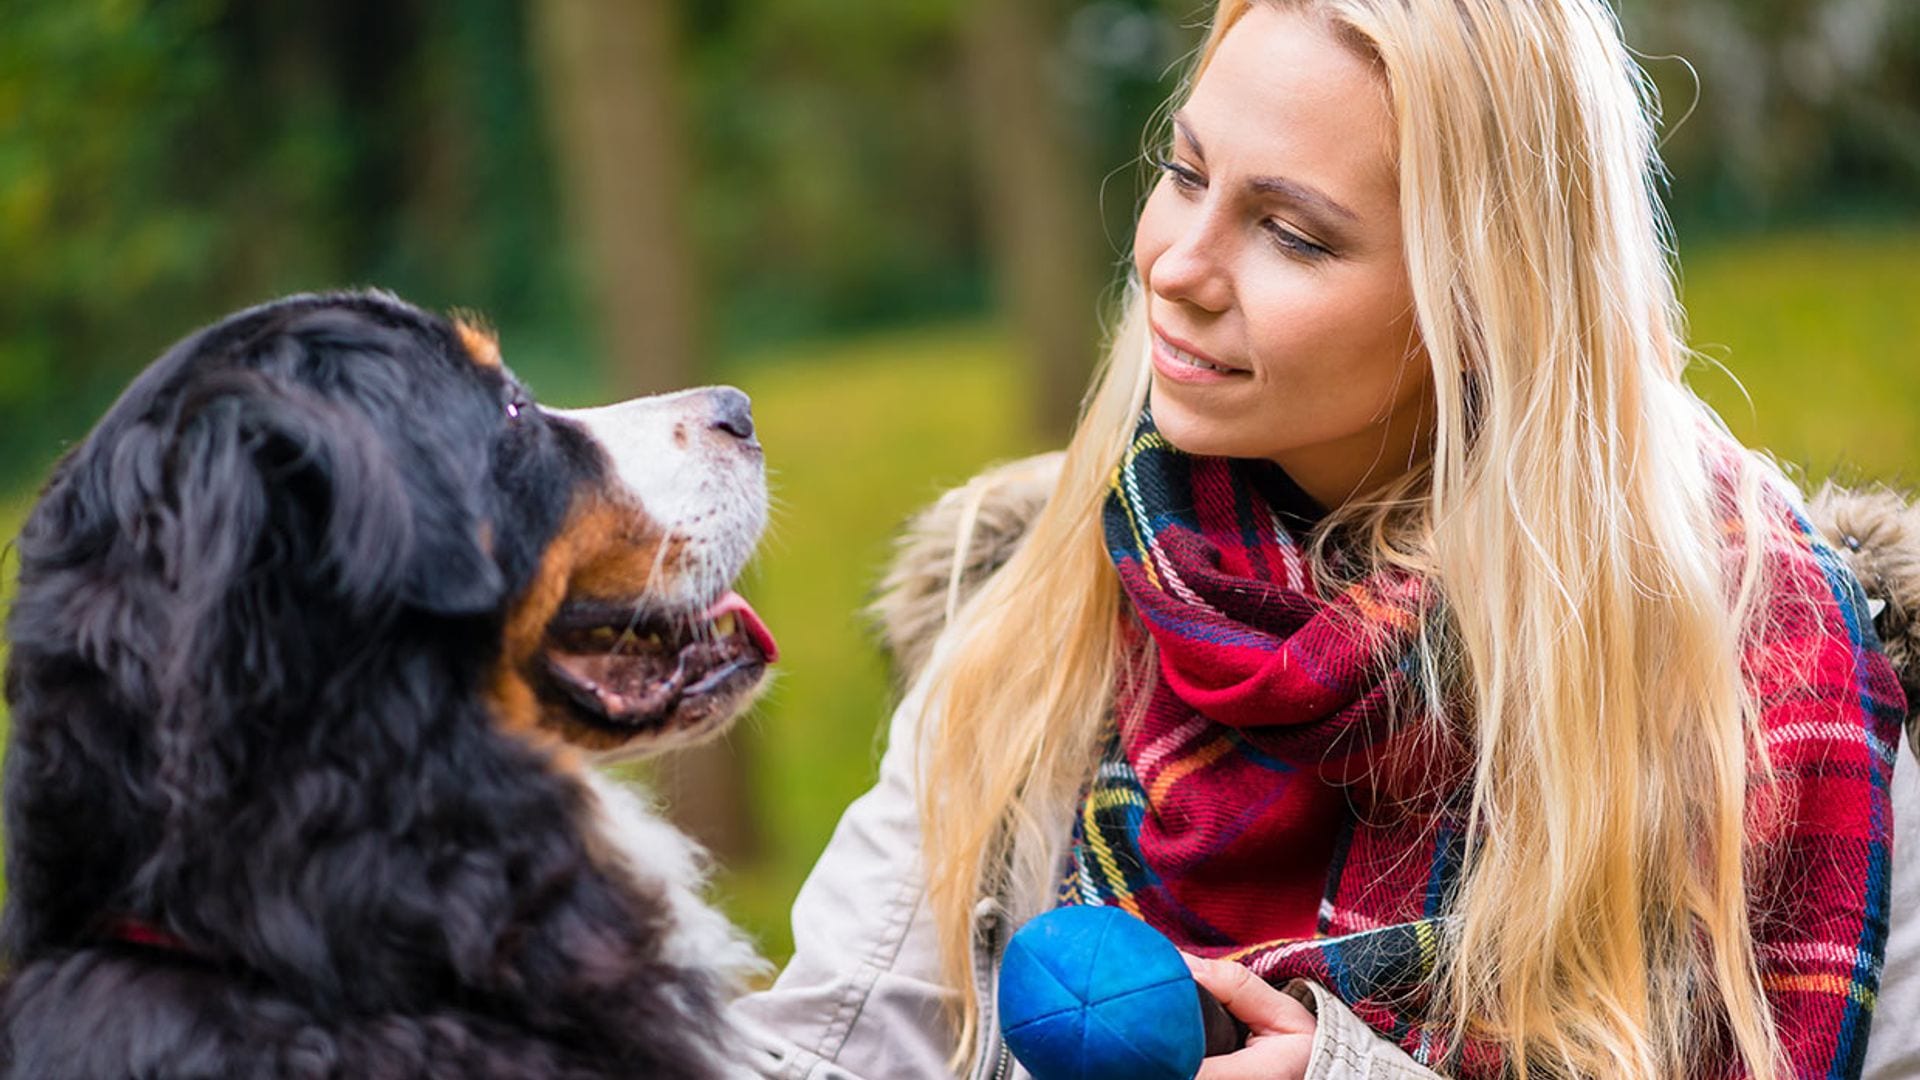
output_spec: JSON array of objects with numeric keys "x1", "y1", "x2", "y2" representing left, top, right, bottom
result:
[
  {"x1": 1152, "y1": 154, "x2": 1332, "y2": 261},
  {"x1": 1153, "y1": 156, "x2": 1205, "y2": 192},
  {"x1": 1263, "y1": 221, "x2": 1332, "y2": 260}
]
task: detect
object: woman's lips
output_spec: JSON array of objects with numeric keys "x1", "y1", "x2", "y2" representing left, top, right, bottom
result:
[{"x1": 1150, "y1": 325, "x2": 1250, "y2": 385}]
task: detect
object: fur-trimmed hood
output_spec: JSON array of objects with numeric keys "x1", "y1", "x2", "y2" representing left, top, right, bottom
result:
[{"x1": 869, "y1": 452, "x2": 1920, "y2": 752}]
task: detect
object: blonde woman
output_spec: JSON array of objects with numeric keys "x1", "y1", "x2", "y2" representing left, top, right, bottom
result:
[{"x1": 734, "y1": 1, "x2": 1911, "y2": 1077}]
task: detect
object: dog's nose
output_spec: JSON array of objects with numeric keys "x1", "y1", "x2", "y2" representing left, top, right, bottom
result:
[{"x1": 708, "y1": 387, "x2": 756, "y2": 444}]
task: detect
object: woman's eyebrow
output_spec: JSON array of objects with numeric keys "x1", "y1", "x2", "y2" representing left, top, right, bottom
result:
[{"x1": 1171, "y1": 111, "x2": 1360, "y2": 224}]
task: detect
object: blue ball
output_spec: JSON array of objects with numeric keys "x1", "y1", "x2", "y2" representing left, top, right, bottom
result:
[{"x1": 997, "y1": 906, "x2": 1204, "y2": 1080}]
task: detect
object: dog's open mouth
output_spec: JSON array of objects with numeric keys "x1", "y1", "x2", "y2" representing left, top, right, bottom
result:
[{"x1": 540, "y1": 591, "x2": 778, "y2": 734}]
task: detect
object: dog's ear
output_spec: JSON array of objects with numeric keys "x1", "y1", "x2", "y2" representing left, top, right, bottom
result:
[
  {"x1": 392, "y1": 424, "x2": 507, "y2": 618},
  {"x1": 23, "y1": 366, "x2": 501, "y2": 714},
  {"x1": 175, "y1": 374, "x2": 408, "y2": 619},
  {"x1": 165, "y1": 367, "x2": 504, "y2": 639}
]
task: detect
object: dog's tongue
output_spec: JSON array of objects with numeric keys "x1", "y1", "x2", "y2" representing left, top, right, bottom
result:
[{"x1": 705, "y1": 590, "x2": 778, "y2": 663}]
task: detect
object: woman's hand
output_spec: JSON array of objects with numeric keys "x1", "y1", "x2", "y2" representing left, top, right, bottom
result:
[{"x1": 1184, "y1": 953, "x2": 1317, "y2": 1080}]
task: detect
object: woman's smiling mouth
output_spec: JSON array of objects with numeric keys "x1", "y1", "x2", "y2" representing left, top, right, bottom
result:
[{"x1": 1151, "y1": 324, "x2": 1250, "y2": 384}]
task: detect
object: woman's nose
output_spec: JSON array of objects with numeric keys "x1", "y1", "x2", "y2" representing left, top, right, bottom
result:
[{"x1": 1147, "y1": 213, "x2": 1233, "y2": 314}]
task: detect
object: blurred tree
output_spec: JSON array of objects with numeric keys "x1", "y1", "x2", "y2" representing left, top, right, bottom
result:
[
  {"x1": 962, "y1": 0, "x2": 1107, "y2": 440},
  {"x1": 531, "y1": 0, "x2": 701, "y2": 395},
  {"x1": 679, "y1": 0, "x2": 989, "y2": 351},
  {"x1": 1621, "y1": 0, "x2": 1920, "y2": 223}
]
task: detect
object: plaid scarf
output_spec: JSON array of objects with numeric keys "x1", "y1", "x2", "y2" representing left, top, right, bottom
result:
[{"x1": 1063, "y1": 409, "x2": 1905, "y2": 1078}]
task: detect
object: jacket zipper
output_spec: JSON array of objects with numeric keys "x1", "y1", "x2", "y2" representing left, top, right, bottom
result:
[
  {"x1": 969, "y1": 899, "x2": 1014, "y2": 1080},
  {"x1": 989, "y1": 1038, "x2": 1013, "y2": 1080}
]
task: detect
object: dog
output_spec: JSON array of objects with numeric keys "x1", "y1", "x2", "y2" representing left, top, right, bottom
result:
[{"x1": 0, "y1": 290, "x2": 776, "y2": 1078}]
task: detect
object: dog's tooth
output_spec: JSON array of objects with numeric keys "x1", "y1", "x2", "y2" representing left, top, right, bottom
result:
[{"x1": 713, "y1": 612, "x2": 738, "y2": 637}]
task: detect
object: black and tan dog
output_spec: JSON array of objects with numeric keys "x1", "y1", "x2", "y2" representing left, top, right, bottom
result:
[{"x1": 0, "y1": 291, "x2": 777, "y2": 1078}]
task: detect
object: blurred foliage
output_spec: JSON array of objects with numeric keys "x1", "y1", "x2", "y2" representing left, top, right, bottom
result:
[
  {"x1": 681, "y1": 0, "x2": 1189, "y2": 341},
  {"x1": 1623, "y1": 0, "x2": 1920, "y2": 226},
  {"x1": 0, "y1": 0, "x2": 585, "y2": 485},
  {"x1": 1, "y1": 0, "x2": 227, "y2": 482}
]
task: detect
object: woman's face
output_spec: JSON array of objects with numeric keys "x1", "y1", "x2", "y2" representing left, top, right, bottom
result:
[{"x1": 1133, "y1": 4, "x2": 1429, "y2": 510}]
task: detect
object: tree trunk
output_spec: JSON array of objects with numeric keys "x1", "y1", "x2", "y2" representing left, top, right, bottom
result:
[
  {"x1": 531, "y1": 0, "x2": 756, "y2": 862},
  {"x1": 961, "y1": 0, "x2": 1107, "y2": 442},
  {"x1": 531, "y1": 0, "x2": 701, "y2": 394}
]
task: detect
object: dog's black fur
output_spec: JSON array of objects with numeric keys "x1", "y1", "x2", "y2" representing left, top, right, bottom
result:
[{"x1": 1, "y1": 293, "x2": 728, "y2": 1078}]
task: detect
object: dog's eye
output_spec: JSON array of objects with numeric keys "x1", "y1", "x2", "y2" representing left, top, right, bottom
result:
[{"x1": 506, "y1": 401, "x2": 522, "y2": 420}]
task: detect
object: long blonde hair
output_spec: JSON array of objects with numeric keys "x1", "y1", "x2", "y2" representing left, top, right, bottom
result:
[{"x1": 918, "y1": 1, "x2": 1787, "y2": 1076}]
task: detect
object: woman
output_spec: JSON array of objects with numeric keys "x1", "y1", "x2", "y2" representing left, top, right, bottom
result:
[{"x1": 736, "y1": 0, "x2": 1907, "y2": 1077}]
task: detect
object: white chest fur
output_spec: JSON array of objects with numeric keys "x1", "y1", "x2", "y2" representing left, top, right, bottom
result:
[{"x1": 579, "y1": 770, "x2": 771, "y2": 993}]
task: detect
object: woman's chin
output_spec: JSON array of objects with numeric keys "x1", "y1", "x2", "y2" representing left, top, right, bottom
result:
[{"x1": 1149, "y1": 380, "x2": 1263, "y2": 459}]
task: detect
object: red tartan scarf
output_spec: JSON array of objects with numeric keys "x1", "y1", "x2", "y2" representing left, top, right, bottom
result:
[
  {"x1": 1066, "y1": 409, "x2": 1905, "y2": 1078},
  {"x1": 1083, "y1": 409, "x2": 1454, "y2": 946}
]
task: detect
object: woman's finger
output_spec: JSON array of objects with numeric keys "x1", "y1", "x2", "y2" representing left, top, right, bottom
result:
[
  {"x1": 1182, "y1": 953, "x2": 1317, "y2": 1035},
  {"x1": 1194, "y1": 1033, "x2": 1316, "y2": 1080}
]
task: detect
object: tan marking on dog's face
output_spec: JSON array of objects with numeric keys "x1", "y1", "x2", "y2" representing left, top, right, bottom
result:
[
  {"x1": 453, "y1": 316, "x2": 502, "y2": 370},
  {"x1": 484, "y1": 667, "x2": 586, "y2": 777},
  {"x1": 486, "y1": 495, "x2": 688, "y2": 754}
]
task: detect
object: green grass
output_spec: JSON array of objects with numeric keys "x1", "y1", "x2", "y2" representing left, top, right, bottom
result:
[
  {"x1": 0, "y1": 223, "x2": 1914, "y2": 968},
  {"x1": 1681, "y1": 226, "x2": 1920, "y2": 484}
]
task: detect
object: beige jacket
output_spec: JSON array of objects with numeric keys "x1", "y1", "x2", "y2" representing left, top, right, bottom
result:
[{"x1": 734, "y1": 454, "x2": 1920, "y2": 1079}]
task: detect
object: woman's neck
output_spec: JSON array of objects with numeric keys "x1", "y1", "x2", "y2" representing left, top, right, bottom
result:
[{"x1": 1271, "y1": 380, "x2": 1435, "y2": 510}]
